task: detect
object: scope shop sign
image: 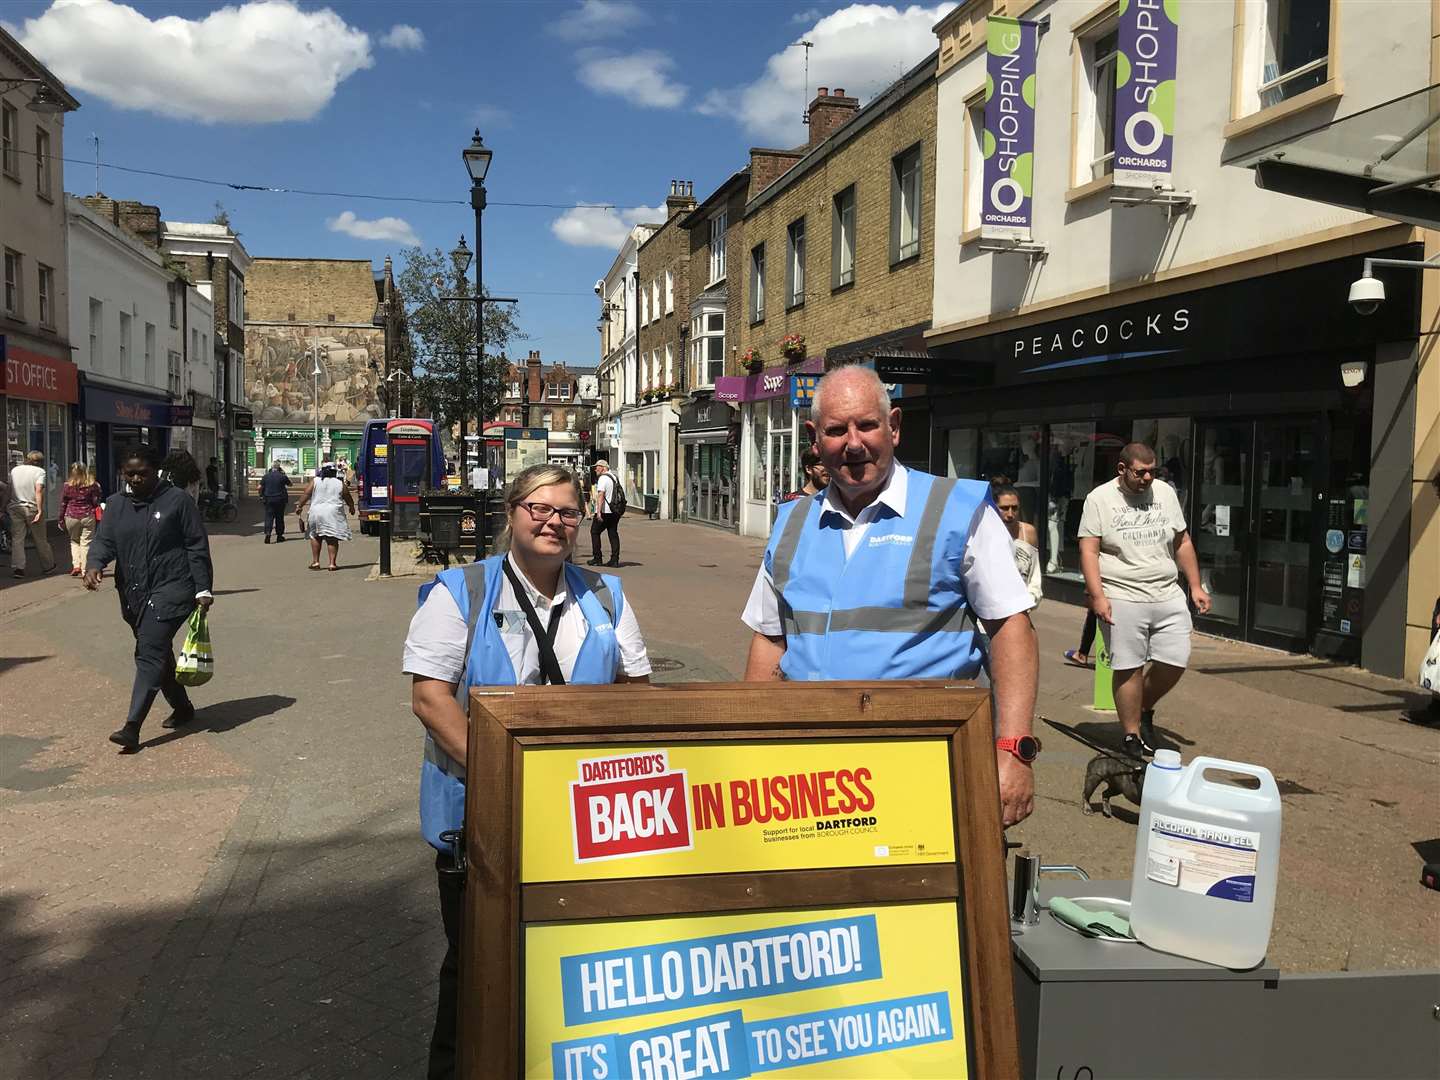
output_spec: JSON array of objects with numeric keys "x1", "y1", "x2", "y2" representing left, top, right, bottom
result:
[
  {"x1": 527, "y1": 901, "x2": 966, "y2": 1079},
  {"x1": 525, "y1": 740, "x2": 955, "y2": 882}
]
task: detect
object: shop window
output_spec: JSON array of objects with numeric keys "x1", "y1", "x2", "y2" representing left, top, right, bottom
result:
[
  {"x1": 1046, "y1": 422, "x2": 1128, "y2": 581},
  {"x1": 832, "y1": 186, "x2": 856, "y2": 289},
  {"x1": 890, "y1": 144, "x2": 922, "y2": 264},
  {"x1": 786, "y1": 217, "x2": 806, "y2": 310},
  {"x1": 749, "y1": 402, "x2": 769, "y2": 502}
]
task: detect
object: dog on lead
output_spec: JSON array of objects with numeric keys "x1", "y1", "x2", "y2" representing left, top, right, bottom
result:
[{"x1": 1081, "y1": 754, "x2": 1145, "y2": 818}]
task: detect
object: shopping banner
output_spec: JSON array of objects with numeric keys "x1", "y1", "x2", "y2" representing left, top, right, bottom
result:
[
  {"x1": 980, "y1": 16, "x2": 1038, "y2": 241},
  {"x1": 521, "y1": 740, "x2": 954, "y2": 882},
  {"x1": 527, "y1": 902, "x2": 967, "y2": 1079},
  {"x1": 1114, "y1": 0, "x2": 1180, "y2": 188}
]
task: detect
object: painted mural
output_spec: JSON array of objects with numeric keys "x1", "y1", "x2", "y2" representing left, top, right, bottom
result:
[{"x1": 244, "y1": 326, "x2": 385, "y2": 425}]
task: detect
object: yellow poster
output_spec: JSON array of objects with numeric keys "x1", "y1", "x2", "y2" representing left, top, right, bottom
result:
[
  {"x1": 521, "y1": 740, "x2": 954, "y2": 883},
  {"x1": 526, "y1": 901, "x2": 967, "y2": 1079}
]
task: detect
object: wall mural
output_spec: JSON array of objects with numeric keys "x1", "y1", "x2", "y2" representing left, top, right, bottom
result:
[{"x1": 244, "y1": 326, "x2": 384, "y2": 425}]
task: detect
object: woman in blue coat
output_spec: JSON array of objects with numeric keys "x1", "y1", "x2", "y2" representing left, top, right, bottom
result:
[{"x1": 402, "y1": 463, "x2": 652, "y2": 1078}]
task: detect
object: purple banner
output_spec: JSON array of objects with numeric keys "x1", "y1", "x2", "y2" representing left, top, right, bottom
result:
[
  {"x1": 980, "y1": 16, "x2": 1037, "y2": 241},
  {"x1": 1114, "y1": 0, "x2": 1179, "y2": 188},
  {"x1": 712, "y1": 357, "x2": 824, "y2": 403}
]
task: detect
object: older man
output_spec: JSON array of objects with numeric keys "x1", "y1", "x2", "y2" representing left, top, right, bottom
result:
[{"x1": 742, "y1": 366, "x2": 1040, "y2": 825}]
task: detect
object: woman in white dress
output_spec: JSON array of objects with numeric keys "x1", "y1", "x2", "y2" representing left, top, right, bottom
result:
[{"x1": 294, "y1": 464, "x2": 355, "y2": 571}]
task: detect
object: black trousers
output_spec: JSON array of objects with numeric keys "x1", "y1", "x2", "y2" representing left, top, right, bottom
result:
[
  {"x1": 1079, "y1": 610, "x2": 1098, "y2": 656},
  {"x1": 590, "y1": 512, "x2": 620, "y2": 562},
  {"x1": 126, "y1": 607, "x2": 191, "y2": 728},
  {"x1": 262, "y1": 498, "x2": 287, "y2": 538},
  {"x1": 429, "y1": 850, "x2": 464, "y2": 1080}
]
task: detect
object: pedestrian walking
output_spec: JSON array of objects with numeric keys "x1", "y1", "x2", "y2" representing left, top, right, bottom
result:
[
  {"x1": 1063, "y1": 611, "x2": 1098, "y2": 668},
  {"x1": 258, "y1": 460, "x2": 292, "y2": 543},
  {"x1": 742, "y1": 365, "x2": 1040, "y2": 826},
  {"x1": 403, "y1": 463, "x2": 653, "y2": 1079},
  {"x1": 1078, "y1": 441, "x2": 1211, "y2": 758},
  {"x1": 59, "y1": 463, "x2": 102, "y2": 577},
  {"x1": 8, "y1": 450, "x2": 56, "y2": 577},
  {"x1": 294, "y1": 463, "x2": 355, "y2": 571},
  {"x1": 82, "y1": 444, "x2": 213, "y2": 751},
  {"x1": 993, "y1": 484, "x2": 1043, "y2": 606},
  {"x1": 587, "y1": 460, "x2": 623, "y2": 567},
  {"x1": 205, "y1": 457, "x2": 221, "y2": 493},
  {"x1": 779, "y1": 446, "x2": 830, "y2": 503},
  {"x1": 161, "y1": 448, "x2": 203, "y2": 501}
]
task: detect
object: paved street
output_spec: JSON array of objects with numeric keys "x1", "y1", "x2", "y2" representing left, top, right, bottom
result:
[{"x1": 2, "y1": 510, "x2": 1437, "y2": 1079}]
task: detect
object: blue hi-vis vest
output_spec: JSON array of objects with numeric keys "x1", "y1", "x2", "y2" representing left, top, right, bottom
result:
[
  {"x1": 415, "y1": 556, "x2": 624, "y2": 851},
  {"x1": 764, "y1": 470, "x2": 990, "y2": 682}
]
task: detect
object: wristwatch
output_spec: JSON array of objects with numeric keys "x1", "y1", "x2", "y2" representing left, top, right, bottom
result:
[{"x1": 996, "y1": 735, "x2": 1042, "y2": 764}]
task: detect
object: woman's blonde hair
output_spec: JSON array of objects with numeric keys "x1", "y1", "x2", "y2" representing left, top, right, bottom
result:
[
  {"x1": 67, "y1": 462, "x2": 95, "y2": 486},
  {"x1": 495, "y1": 463, "x2": 584, "y2": 554}
]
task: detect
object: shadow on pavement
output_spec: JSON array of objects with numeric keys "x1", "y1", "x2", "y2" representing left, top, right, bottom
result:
[
  {"x1": 0, "y1": 655, "x2": 50, "y2": 676},
  {"x1": 212, "y1": 588, "x2": 260, "y2": 597},
  {"x1": 138, "y1": 694, "x2": 297, "y2": 751},
  {"x1": 0, "y1": 826, "x2": 439, "y2": 1079}
]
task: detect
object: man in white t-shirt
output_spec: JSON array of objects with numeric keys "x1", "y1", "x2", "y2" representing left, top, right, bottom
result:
[
  {"x1": 588, "y1": 461, "x2": 621, "y2": 567},
  {"x1": 7, "y1": 451, "x2": 56, "y2": 576},
  {"x1": 1078, "y1": 442, "x2": 1210, "y2": 758}
]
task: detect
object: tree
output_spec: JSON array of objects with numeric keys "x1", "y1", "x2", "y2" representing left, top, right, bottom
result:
[{"x1": 395, "y1": 244, "x2": 524, "y2": 447}]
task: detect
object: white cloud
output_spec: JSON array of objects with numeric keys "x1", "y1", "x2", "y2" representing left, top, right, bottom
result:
[
  {"x1": 379, "y1": 23, "x2": 424, "y2": 51},
  {"x1": 703, "y1": 3, "x2": 954, "y2": 143},
  {"x1": 551, "y1": 0, "x2": 647, "y2": 42},
  {"x1": 792, "y1": 7, "x2": 825, "y2": 23},
  {"x1": 473, "y1": 103, "x2": 513, "y2": 129},
  {"x1": 550, "y1": 203, "x2": 665, "y2": 249},
  {"x1": 577, "y1": 49, "x2": 686, "y2": 109},
  {"x1": 16, "y1": 0, "x2": 373, "y2": 124},
  {"x1": 327, "y1": 211, "x2": 419, "y2": 246}
]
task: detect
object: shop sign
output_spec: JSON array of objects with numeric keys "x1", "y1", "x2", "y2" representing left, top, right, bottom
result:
[
  {"x1": 233, "y1": 410, "x2": 255, "y2": 430},
  {"x1": 83, "y1": 387, "x2": 184, "y2": 427},
  {"x1": 0, "y1": 338, "x2": 80, "y2": 404},
  {"x1": 714, "y1": 359, "x2": 824, "y2": 404},
  {"x1": 1114, "y1": 0, "x2": 1180, "y2": 188},
  {"x1": 527, "y1": 900, "x2": 966, "y2": 1079},
  {"x1": 790, "y1": 374, "x2": 818, "y2": 409},
  {"x1": 980, "y1": 17, "x2": 1038, "y2": 242},
  {"x1": 522, "y1": 740, "x2": 954, "y2": 883},
  {"x1": 170, "y1": 405, "x2": 194, "y2": 427},
  {"x1": 679, "y1": 398, "x2": 736, "y2": 434}
]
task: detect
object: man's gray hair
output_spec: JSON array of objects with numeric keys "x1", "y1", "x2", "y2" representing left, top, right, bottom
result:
[{"x1": 810, "y1": 364, "x2": 891, "y2": 420}]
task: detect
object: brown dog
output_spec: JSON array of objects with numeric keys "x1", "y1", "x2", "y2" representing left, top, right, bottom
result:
[{"x1": 1081, "y1": 754, "x2": 1145, "y2": 818}]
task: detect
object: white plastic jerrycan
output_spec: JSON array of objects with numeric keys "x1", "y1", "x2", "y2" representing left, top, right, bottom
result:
[{"x1": 1129, "y1": 751, "x2": 1282, "y2": 970}]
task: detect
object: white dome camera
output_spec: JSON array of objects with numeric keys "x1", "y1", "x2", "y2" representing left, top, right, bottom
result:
[
  {"x1": 1348, "y1": 273, "x2": 1384, "y2": 316},
  {"x1": 593, "y1": 279, "x2": 605, "y2": 296}
]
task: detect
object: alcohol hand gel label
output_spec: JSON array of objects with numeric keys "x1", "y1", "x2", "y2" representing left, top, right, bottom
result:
[{"x1": 1145, "y1": 812, "x2": 1260, "y2": 902}]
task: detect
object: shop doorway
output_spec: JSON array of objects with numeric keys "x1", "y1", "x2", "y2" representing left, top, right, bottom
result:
[{"x1": 1193, "y1": 418, "x2": 1319, "y2": 651}]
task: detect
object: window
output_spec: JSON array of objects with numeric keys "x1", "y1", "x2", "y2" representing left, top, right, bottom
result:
[
  {"x1": 641, "y1": 287, "x2": 649, "y2": 325},
  {"x1": 34, "y1": 127, "x2": 51, "y2": 198},
  {"x1": 119, "y1": 311, "x2": 132, "y2": 375},
  {"x1": 144, "y1": 323, "x2": 156, "y2": 385},
  {"x1": 651, "y1": 280, "x2": 660, "y2": 323},
  {"x1": 690, "y1": 309, "x2": 725, "y2": 387},
  {"x1": 168, "y1": 282, "x2": 179, "y2": 328},
  {"x1": 1260, "y1": 0, "x2": 1330, "y2": 107},
  {"x1": 1, "y1": 103, "x2": 16, "y2": 177},
  {"x1": 509, "y1": 379, "x2": 521, "y2": 399},
  {"x1": 90, "y1": 299, "x2": 103, "y2": 368},
  {"x1": 709, "y1": 210, "x2": 727, "y2": 283},
  {"x1": 559, "y1": 384, "x2": 571, "y2": 400},
  {"x1": 664, "y1": 270, "x2": 674, "y2": 314},
  {"x1": 749, "y1": 244, "x2": 765, "y2": 324},
  {"x1": 3, "y1": 250, "x2": 20, "y2": 317},
  {"x1": 1088, "y1": 29, "x2": 1119, "y2": 181},
  {"x1": 228, "y1": 269, "x2": 244, "y2": 324},
  {"x1": 961, "y1": 92, "x2": 985, "y2": 234},
  {"x1": 832, "y1": 186, "x2": 856, "y2": 289},
  {"x1": 37, "y1": 264, "x2": 54, "y2": 327},
  {"x1": 566, "y1": 411, "x2": 577, "y2": 432},
  {"x1": 891, "y1": 145, "x2": 922, "y2": 263},
  {"x1": 785, "y1": 218, "x2": 806, "y2": 309},
  {"x1": 168, "y1": 350, "x2": 182, "y2": 397},
  {"x1": 664, "y1": 343, "x2": 674, "y2": 386}
]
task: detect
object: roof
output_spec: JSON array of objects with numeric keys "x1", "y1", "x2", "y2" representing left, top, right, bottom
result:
[
  {"x1": 680, "y1": 168, "x2": 751, "y2": 229},
  {"x1": 0, "y1": 27, "x2": 82, "y2": 111}
]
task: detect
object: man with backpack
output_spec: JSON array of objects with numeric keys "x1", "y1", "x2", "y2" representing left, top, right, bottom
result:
[{"x1": 588, "y1": 460, "x2": 624, "y2": 567}]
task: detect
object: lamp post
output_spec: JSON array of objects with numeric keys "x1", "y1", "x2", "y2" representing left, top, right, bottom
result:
[
  {"x1": 462, "y1": 129, "x2": 494, "y2": 553},
  {"x1": 310, "y1": 345, "x2": 326, "y2": 474},
  {"x1": 449, "y1": 236, "x2": 473, "y2": 475}
]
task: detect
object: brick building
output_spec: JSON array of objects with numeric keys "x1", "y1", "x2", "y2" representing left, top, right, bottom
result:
[
  {"x1": 498, "y1": 350, "x2": 587, "y2": 466},
  {"x1": 636, "y1": 180, "x2": 697, "y2": 400}
]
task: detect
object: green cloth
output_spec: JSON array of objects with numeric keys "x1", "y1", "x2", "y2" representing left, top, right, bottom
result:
[{"x1": 1049, "y1": 896, "x2": 1133, "y2": 939}]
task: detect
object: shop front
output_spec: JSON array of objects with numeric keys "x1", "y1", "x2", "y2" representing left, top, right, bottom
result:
[
  {"x1": 925, "y1": 248, "x2": 1422, "y2": 671},
  {"x1": 2, "y1": 338, "x2": 80, "y2": 518},
  {"x1": 677, "y1": 395, "x2": 738, "y2": 530},
  {"x1": 719, "y1": 358, "x2": 823, "y2": 539},
  {"x1": 80, "y1": 382, "x2": 192, "y2": 498},
  {"x1": 253, "y1": 425, "x2": 360, "y2": 479},
  {"x1": 616, "y1": 402, "x2": 676, "y2": 520}
]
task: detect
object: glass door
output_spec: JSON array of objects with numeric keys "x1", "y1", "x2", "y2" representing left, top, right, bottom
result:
[{"x1": 1194, "y1": 421, "x2": 1250, "y2": 631}]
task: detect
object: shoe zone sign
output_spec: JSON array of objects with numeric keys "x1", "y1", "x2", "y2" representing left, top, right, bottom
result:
[
  {"x1": 1114, "y1": 0, "x2": 1180, "y2": 189},
  {"x1": 980, "y1": 16, "x2": 1038, "y2": 241}
]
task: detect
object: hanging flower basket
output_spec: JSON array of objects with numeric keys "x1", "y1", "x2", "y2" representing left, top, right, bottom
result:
[
  {"x1": 740, "y1": 347, "x2": 763, "y2": 374},
  {"x1": 780, "y1": 333, "x2": 806, "y2": 361}
]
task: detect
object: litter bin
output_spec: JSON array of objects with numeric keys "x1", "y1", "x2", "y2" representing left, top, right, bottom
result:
[{"x1": 419, "y1": 491, "x2": 474, "y2": 565}]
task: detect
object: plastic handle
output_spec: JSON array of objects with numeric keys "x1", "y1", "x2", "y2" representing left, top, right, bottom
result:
[{"x1": 1184, "y1": 755, "x2": 1280, "y2": 803}]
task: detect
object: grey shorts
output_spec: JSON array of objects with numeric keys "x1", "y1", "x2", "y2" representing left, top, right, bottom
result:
[{"x1": 1100, "y1": 594, "x2": 1193, "y2": 670}]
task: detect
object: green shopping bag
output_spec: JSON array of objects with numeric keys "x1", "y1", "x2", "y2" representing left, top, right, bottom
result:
[{"x1": 175, "y1": 606, "x2": 214, "y2": 687}]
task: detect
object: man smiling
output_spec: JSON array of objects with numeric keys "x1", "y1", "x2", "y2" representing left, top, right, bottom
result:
[{"x1": 741, "y1": 365, "x2": 1040, "y2": 826}]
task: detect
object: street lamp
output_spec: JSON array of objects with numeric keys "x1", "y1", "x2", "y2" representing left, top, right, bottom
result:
[
  {"x1": 464, "y1": 129, "x2": 492, "y2": 551},
  {"x1": 309, "y1": 344, "x2": 327, "y2": 474},
  {"x1": 449, "y1": 235, "x2": 473, "y2": 473},
  {"x1": 0, "y1": 77, "x2": 70, "y2": 114},
  {"x1": 386, "y1": 369, "x2": 410, "y2": 418}
]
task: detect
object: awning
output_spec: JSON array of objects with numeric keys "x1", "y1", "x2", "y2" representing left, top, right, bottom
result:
[{"x1": 1224, "y1": 85, "x2": 1440, "y2": 228}]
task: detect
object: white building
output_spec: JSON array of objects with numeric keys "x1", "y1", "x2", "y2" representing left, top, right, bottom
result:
[
  {"x1": 926, "y1": 0, "x2": 1436, "y2": 678},
  {"x1": 66, "y1": 196, "x2": 210, "y2": 493}
]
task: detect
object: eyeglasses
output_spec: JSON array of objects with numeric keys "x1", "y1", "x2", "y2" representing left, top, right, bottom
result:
[
  {"x1": 517, "y1": 501, "x2": 583, "y2": 526},
  {"x1": 1124, "y1": 466, "x2": 1157, "y2": 478}
]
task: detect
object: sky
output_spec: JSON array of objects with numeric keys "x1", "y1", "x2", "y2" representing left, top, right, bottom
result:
[{"x1": 7, "y1": 0, "x2": 954, "y2": 367}]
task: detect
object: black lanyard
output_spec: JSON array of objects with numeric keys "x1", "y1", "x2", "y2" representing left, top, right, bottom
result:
[{"x1": 501, "y1": 559, "x2": 567, "y2": 685}]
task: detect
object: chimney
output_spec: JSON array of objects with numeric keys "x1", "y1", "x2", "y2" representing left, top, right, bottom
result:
[
  {"x1": 666, "y1": 179, "x2": 697, "y2": 219},
  {"x1": 79, "y1": 196, "x2": 163, "y2": 249},
  {"x1": 807, "y1": 86, "x2": 860, "y2": 148},
  {"x1": 749, "y1": 148, "x2": 805, "y2": 198}
]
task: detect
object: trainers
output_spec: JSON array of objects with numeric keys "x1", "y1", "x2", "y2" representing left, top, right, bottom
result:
[
  {"x1": 1139, "y1": 710, "x2": 1159, "y2": 754},
  {"x1": 1121, "y1": 733, "x2": 1152, "y2": 760},
  {"x1": 11, "y1": 568, "x2": 22, "y2": 578}
]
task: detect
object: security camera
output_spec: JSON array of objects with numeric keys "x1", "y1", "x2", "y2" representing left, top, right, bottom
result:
[
  {"x1": 1348, "y1": 273, "x2": 1384, "y2": 315},
  {"x1": 593, "y1": 279, "x2": 605, "y2": 296}
]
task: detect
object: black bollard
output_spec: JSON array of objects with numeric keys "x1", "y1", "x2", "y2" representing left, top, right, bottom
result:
[{"x1": 379, "y1": 512, "x2": 392, "y2": 577}]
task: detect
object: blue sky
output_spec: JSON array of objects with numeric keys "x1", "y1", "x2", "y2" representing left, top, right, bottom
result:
[{"x1": 8, "y1": 0, "x2": 952, "y2": 366}]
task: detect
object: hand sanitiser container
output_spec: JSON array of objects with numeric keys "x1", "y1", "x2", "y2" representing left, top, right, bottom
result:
[{"x1": 1130, "y1": 752, "x2": 1282, "y2": 969}]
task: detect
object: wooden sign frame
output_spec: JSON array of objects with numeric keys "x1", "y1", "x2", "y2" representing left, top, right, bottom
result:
[{"x1": 461, "y1": 680, "x2": 1019, "y2": 1079}]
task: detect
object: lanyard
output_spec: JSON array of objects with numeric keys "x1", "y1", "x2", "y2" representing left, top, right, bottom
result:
[{"x1": 501, "y1": 558, "x2": 567, "y2": 685}]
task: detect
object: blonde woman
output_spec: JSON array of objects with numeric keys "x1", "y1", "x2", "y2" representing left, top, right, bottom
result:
[
  {"x1": 401, "y1": 463, "x2": 652, "y2": 1076},
  {"x1": 59, "y1": 462, "x2": 102, "y2": 577}
]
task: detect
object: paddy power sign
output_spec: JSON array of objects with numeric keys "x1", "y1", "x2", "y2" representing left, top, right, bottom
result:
[
  {"x1": 1114, "y1": 0, "x2": 1180, "y2": 188},
  {"x1": 980, "y1": 16, "x2": 1038, "y2": 241}
]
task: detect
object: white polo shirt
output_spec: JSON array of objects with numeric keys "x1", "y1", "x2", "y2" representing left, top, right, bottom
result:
[
  {"x1": 741, "y1": 464, "x2": 1036, "y2": 636},
  {"x1": 403, "y1": 556, "x2": 651, "y2": 685}
]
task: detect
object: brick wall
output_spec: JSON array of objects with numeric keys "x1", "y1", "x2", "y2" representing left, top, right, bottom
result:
[
  {"x1": 685, "y1": 177, "x2": 751, "y2": 383},
  {"x1": 637, "y1": 191, "x2": 695, "y2": 393},
  {"x1": 737, "y1": 74, "x2": 936, "y2": 369},
  {"x1": 247, "y1": 259, "x2": 379, "y2": 324},
  {"x1": 77, "y1": 197, "x2": 163, "y2": 249}
]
